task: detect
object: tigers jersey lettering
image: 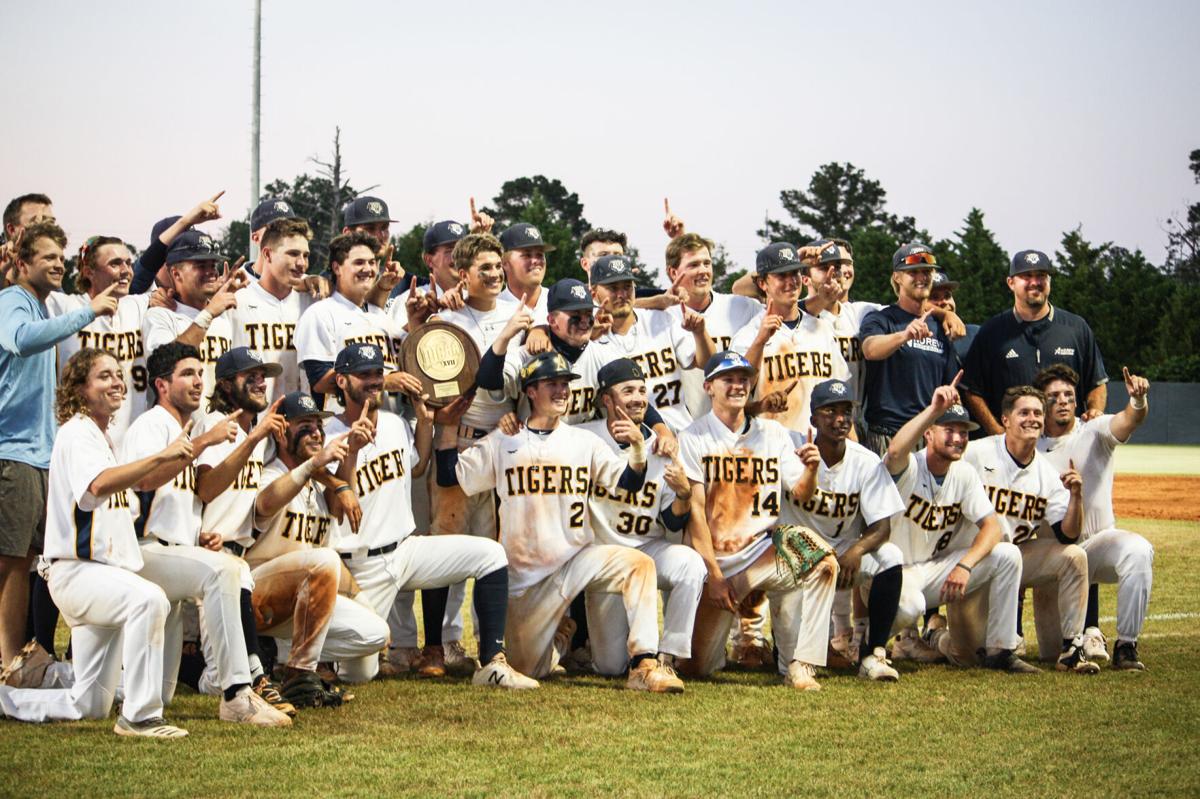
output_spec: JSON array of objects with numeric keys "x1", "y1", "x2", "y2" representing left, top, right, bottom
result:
[
  {"x1": 196, "y1": 411, "x2": 267, "y2": 546},
  {"x1": 247, "y1": 460, "x2": 341, "y2": 567},
  {"x1": 963, "y1": 434, "x2": 1069, "y2": 545},
  {"x1": 229, "y1": 281, "x2": 313, "y2": 401},
  {"x1": 889, "y1": 450, "x2": 995, "y2": 565},
  {"x1": 142, "y1": 303, "x2": 232, "y2": 403},
  {"x1": 324, "y1": 411, "x2": 417, "y2": 550}
]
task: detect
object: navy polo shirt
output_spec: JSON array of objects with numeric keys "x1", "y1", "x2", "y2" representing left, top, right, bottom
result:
[
  {"x1": 860, "y1": 305, "x2": 958, "y2": 433},
  {"x1": 961, "y1": 304, "x2": 1107, "y2": 422}
]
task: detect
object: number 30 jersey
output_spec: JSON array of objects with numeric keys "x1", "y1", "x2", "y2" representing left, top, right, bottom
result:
[
  {"x1": 579, "y1": 421, "x2": 679, "y2": 548},
  {"x1": 962, "y1": 434, "x2": 1069, "y2": 545},
  {"x1": 890, "y1": 450, "x2": 996, "y2": 565}
]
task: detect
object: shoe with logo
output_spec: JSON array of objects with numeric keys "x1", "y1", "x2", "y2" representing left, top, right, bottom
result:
[{"x1": 473, "y1": 653, "x2": 539, "y2": 689}]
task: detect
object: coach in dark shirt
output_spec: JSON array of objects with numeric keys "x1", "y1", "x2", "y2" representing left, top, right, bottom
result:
[
  {"x1": 859, "y1": 242, "x2": 958, "y2": 455},
  {"x1": 961, "y1": 249, "x2": 1107, "y2": 435}
]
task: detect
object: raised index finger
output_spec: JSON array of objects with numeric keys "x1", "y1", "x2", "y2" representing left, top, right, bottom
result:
[
  {"x1": 359, "y1": 400, "x2": 371, "y2": 421},
  {"x1": 664, "y1": 197, "x2": 671, "y2": 216},
  {"x1": 783, "y1": 379, "x2": 799, "y2": 395},
  {"x1": 1122, "y1": 365, "x2": 1132, "y2": 382},
  {"x1": 210, "y1": 190, "x2": 226, "y2": 203},
  {"x1": 470, "y1": 196, "x2": 478, "y2": 218},
  {"x1": 950, "y1": 369, "x2": 963, "y2": 390}
]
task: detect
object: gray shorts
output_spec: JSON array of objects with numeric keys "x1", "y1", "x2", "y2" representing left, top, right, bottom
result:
[{"x1": 0, "y1": 460, "x2": 48, "y2": 557}]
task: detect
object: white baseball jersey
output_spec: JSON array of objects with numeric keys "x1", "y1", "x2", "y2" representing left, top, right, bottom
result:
[
  {"x1": 963, "y1": 434, "x2": 1070, "y2": 545},
  {"x1": 142, "y1": 302, "x2": 232, "y2": 400},
  {"x1": 123, "y1": 405, "x2": 201, "y2": 546},
  {"x1": 1038, "y1": 416, "x2": 1124, "y2": 539},
  {"x1": 295, "y1": 292, "x2": 402, "y2": 389},
  {"x1": 324, "y1": 411, "x2": 418, "y2": 551},
  {"x1": 666, "y1": 292, "x2": 763, "y2": 418},
  {"x1": 436, "y1": 298, "x2": 520, "y2": 430},
  {"x1": 889, "y1": 450, "x2": 996, "y2": 565},
  {"x1": 195, "y1": 411, "x2": 267, "y2": 547},
  {"x1": 821, "y1": 300, "x2": 880, "y2": 412},
  {"x1": 498, "y1": 286, "x2": 548, "y2": 325},
  {"x1": 455, "y1": 424, "x2": 632, "y2": 594},
  {"x1": 246, "y1": 459, "x2": 340, "y2": 568},
  {"x1": 500, "y1": 344, "x2": 596, "y2": 424},
  {"x1": 579, "y1": 310, "x2": 698, "y2": 431},
  {"x1": 779, "y1": 438, "x2": 904, "y2": 550},
  {"x1": 228, "y1": 281, "x2": 314, "y2": 402},
  {"x1": 729, "y1": 308, "x2": 849, "y2": 433},
  {"x1": 47, "y1": 291, "x2": 150, "y2": 445},
  {"x1": 677, "y1": 413, "x2": 806, "y2": 578},
  {"x1": 579, "y1": 420, "x2": 679, "y2": 547},
  {"x1": 44, "y1": 414, "x2": 143, "y2": 572}
]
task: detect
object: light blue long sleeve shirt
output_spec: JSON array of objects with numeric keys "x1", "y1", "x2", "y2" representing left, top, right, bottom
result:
[{"x1": 0, "y1": 285, "x2": 95, "y2": 468}]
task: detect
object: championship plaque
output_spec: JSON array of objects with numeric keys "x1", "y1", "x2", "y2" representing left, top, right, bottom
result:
[{"x1": 400, "y1": 321, "x2": 481, "y2": 406}]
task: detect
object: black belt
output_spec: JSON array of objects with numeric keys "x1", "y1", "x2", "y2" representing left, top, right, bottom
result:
[
  {"x1": 224, "y1": 542, "x2": 246, "y2": 557},
  {"x1": 457, "y1": 424, "x2": 488, "y2": 440},
  {"x1": 340, "y1": 541, "x2": 398, "y2": 560},
  {"x1": 866, "y1": 424, "x2": 899, "y2": 437}
]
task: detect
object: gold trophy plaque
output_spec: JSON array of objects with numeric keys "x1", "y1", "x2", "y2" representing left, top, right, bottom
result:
[{"x1": 400, "y1": 321, "x2": 481, "y2": 406}]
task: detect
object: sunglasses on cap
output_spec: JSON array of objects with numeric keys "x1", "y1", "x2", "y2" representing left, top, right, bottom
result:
[{"x1": 902, "y1": 252, "x2": 937, "y2": 266}]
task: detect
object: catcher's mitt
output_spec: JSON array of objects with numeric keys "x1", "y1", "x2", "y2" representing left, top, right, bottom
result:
[
  {"x1": 771, "y1": 524, "x2": 834, "y2": 583},
  {"x1": 281, "y1": 671, "x2": 351, "y2": 708}
]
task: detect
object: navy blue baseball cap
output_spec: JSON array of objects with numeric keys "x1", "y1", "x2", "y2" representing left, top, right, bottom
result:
[
  {"x1": 810, "y1": 238, "x2": 853, "y2": 265},
  {"x1": 1010, "y1": 249, "x2": 1054, "y2": 277},
  {"x1": 755, "y1": 242, "x2": 804, "y2": 276},
  {"x1": 931, "y1": 269, "x2": 959, "y2": 292},
  {"x1": 280, "y1": 391, "x2": 333, "y2": 420},
  {"x1": 150, "y1": 215, "x2": 184, "y2": 243},
  {"x1": 519, "y1": 352, "x2": 580, "y2": 389},
  {"x1": 215, "y1": 347, "x2": 283, "y2": 381},
  {"x1": 335, "y1": 342, "x2": 386, "y2": 374},
  {"x1": 590, "y1": 255, "x2": 636, "y2": 286},
  {"x1": 343, "y1": 196, "x2": 398, "y2": 227},
  {"x1": 165, "y1": 230, "x2": 223, "y2": 265},
  {"x1": 597, "y1": 358, "x2": 645, "y2": 394},
  {"x1": 547, "y1": 278, "x2": 593, "y2": 313},
  {"x1": 250, "y1": 197, "x2": 302, "y2": 231},
  {"x1": 810, "y1": 378, "x2": 854, "y2": 410},
  {"x1": 933, "y1": 403, "x2": 980, "y2": 431},
  {"x1": 893, "y1": 242, "x2": 937, "y2": 270},
  {"x1": 499, "y1": 222, "x2": 556, "y2": 253},
  {"x1": 423, "y1": 220, "x2": 468, "y2": 252},
  {"x1": 703, "y1": 350, "x2": 756, "y2": 381}
]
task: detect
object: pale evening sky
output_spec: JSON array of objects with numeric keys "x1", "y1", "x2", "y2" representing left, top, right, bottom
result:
[{"x1": 2, "y1": 0, "x2": 1196, "y2": 280}]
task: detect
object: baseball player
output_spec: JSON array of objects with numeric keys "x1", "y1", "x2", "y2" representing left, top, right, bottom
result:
[
  {"x1": 880, "y1": 382, "x2": 1037, "y2": 672},
  {"x1": 384, "y1": 218, "x2": 469, "y2": 324},
  {"x1": 779, "y1": 378, "x2": 907, "y2": 681},
  {"x1": 325, "y1": 342, "x2": 535, "y2": 688},
  {"x1": 437, "y1": 351, "x2": 684, "y2": 691},
  {"x1": 962, "y1": 385, "x2": 1099, "y2": 673},
  {"x1": 497, "y1": 223, "x2": 552, "y2": 324},
  {"x1": 579, "y1": 359, "x2": 707, "y2": 673},
  {"x1": 228, "y1": 218, "x2": 317, "y2": 402},
  {"x1": 579, "y1": 255, "x2": 715, "y2": 432},
  {"x1": 248, "y1": 391, "x2": 389, "y2": 704},
  {"x1": 0, "y1": 349, "x2": 188, "y2": 737},
  {"x1": 677, "y1": 351, "x2": 838, "y2": 691},
  {"x1": 1035, "y1": 364, "x2": 1154, "y2": 670},
  {"x1": 47, "y1": 236, "x2": 149, "y2": 445},
  {"x1": 123, "y1": 341, "x2": 293, "y2": 725},
  {"x1": 730, "y1": 243, "x2": 850, "y2": 437},
  {"x1": 141, "y1": 230, "x2": 241, "y2": 402}
]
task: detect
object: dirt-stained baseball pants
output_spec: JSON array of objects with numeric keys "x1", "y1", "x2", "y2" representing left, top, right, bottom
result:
[
  {"x1": 0, "y1": 560, "x2": 170, "y2": 723},
  {"x1": 251, "y1": 549, "x2": 342, "y2": 671}
]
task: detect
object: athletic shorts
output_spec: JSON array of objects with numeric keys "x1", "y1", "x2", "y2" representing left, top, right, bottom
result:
[{"x1": 0, "y1": 460, "x2": 48, "y2": 557}]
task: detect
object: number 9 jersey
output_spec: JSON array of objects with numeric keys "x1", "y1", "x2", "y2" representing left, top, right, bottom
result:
[{"x1": 962, "y1": 434, "x2": 1069, "y2": 545}]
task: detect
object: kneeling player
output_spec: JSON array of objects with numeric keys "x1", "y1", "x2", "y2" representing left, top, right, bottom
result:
[
  {"x1": 882, "y1": 384, "x2": 1038, "y2": 672},
  {"x1": 438, "y1": 352, "x2": 684, "y2": 692},
  {"x1": 247, "y1": 391, "x2": 390, "y2": 706},
  {"x1": 0, "y1": 350, "x2": 188, "y2": 737},
  {"x1": 678, "y1": 351, "x2": 838, "y2": 691},
  {"x1": 580, "y1": 359, "x2": 707, "y2": 673},
  {"x1": 782, "y1": 378, "x2": 906, "y2": 681}
]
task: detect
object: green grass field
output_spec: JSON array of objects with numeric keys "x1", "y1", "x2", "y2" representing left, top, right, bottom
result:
[{"x1": 2, "y1": 513, "x2": 1197, "y2": 797}]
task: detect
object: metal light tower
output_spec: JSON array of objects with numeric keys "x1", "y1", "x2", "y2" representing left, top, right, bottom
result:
[{"x1": 249, "y1": 0, "x2": 262, "y2": 259}]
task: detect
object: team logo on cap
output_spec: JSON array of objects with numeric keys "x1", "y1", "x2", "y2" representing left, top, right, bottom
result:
[
  {"x1": 448, "y1": 223, "x2": 464, "y2": 235},
  {"x1": 247, "y1": 350, "x2": 263, "y2": 363},
  {"x1": 570, "y1": 285, "x2": 588, "y2": 299},
  {"x1": 359, "y1": 344, "x2": 378, "y2": 359},
  {"x1": 525, "y1": 226, "x2": 542, "y2": 240},
  {"x1": 609, "y1": 258, "x2": 627, "y2": 273},
  {"x1": 1025, "y1": 252, "x2": 1040, "y2": 264},
  {"x1": 198, "y1": 235, "x2": 214, "y2": 251},
  {"x1": 831, "y1": 382, "x2": 847, "y2": 395},
  {"x1": 366, "y1": 201, "x2": 383, "y2": 216},
  {"x1": 910, "y1": 245, "x2": 928, "y2": 254},
  {"x1": 299, "y1": 395, "x2": 317, "y2": 411},
  {"x1": 273, "y1": 201, "x2": 291, "y2": 213},
  {"x1": 949, "y1": 403, "x2": 966, "y2": 415},
  {"x1": 779, "y1": 248, "x2": 796, "y2": 262}
]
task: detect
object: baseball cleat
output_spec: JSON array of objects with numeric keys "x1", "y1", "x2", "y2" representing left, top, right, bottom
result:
[
  {"x1": 316, "y1": 661, "x2": 339, "y2": 683},
  {"x1": 627, "y1": 657, "x2": 685, "y2": 693},
  {"x1": 253, "y1": 674, "x2": 297, "y2": 717},
  {"x1": 827, "y1": 631, "x2": 855, "y2": 669},
  {"x1": 1056, "y1": 638, "x2": 1101, "y2": 675},
  {"x1": 784, "y1": 660, "x2": 821, "y2": 691},
  {"x1": 1082, "y1": 627, "x2": 1110, "y2": 663},
  {"x1": 552, "y1": 616, "x2": 577, "y2": 665},
  {"x1": 443, "y1": 641, "x2": 478, "y2": 676},
  {"x1": 730, "y1": 639, "x2": 774, "y2": 671},
  {"x1": 415, "y1": 645, "x2": 447, "y2": 678},
  {"x1": 219, "y1": 687, "x2": 294, "y2": 727},
  {"x1": 0, "y1": 640, "x2": 55, "y2": 688},
  {"x1": 892, "y1": 627, "x2": 945, "y2": 663},
  {"x1": 978, "y1": 648, "x2": 1042, "y2": 674},
  {"x1": 473, "y1": 653, "x2": 539, "y2": 690},
  {"x1": 858, "y1": 647, "x2": 900, "y2": 682},
  {"x1": 563, "y1": 644, "x2": 594, "y2": 674},
  {"x1": 380, "y1": 646, "x2": 421, "y2": 677},
  {"x1": 1112, "y1": 640, "x2": 1146, "y2": 671},
  {"x1": 113, "y1": 715, "x2": 188, "y2": 739},
  {"x1": 1013, "y1": 635, "x2": 1027, "y2": 657}
]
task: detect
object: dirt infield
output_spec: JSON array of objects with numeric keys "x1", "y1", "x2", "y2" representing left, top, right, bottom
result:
[{"x1": 1114, "y1": 475, "x2": 1200, "y2": 521}]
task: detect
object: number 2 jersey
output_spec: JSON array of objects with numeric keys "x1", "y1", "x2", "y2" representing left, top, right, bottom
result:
[
  {"x1": 677, "y1": 413, "x2": 806, "y2": 578},
  {"x1": 962, "y1": 434, "x2": 1069, "y2": 545},
  {"x1": 889, "y1": 450, "x2": 996, "y2": 565},
  {"x1": 454, "y1": 424, "x2": 635, "y2": 594}
]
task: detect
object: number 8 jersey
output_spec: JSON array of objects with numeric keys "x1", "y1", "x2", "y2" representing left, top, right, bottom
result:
[
  {"x1": 962, "y1": 434, "x2": 1069, "y2": 545},
  {"x1": 890, "y1": 450, "x2": 995, "y2": 565}
]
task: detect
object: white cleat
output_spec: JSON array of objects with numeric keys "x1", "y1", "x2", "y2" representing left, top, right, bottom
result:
[
  {"x1": 627, "y1": 656, "x2": 685, "y2": 693},
  {"x1": 784, "y1": 660, "x2": 821, "y2": 691},
  {"x1": 891, "y1": 627, "x2": 945, "y2": 663},
  {"x1": 1081, "y1": 627, "x2": 1110, "y2": 663},
  {"x1": 473, "y1": 653, "x2": 539, "y2": 690},
  {"x1": 113, "y1": 715, "x2": 188, "y2": 739},
  {"x1": 219, "y1": 687, "x2": 293, "y2": 727},
  {"x1": 858, "y1": 647, "x2": 900, "y2": 682}
]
